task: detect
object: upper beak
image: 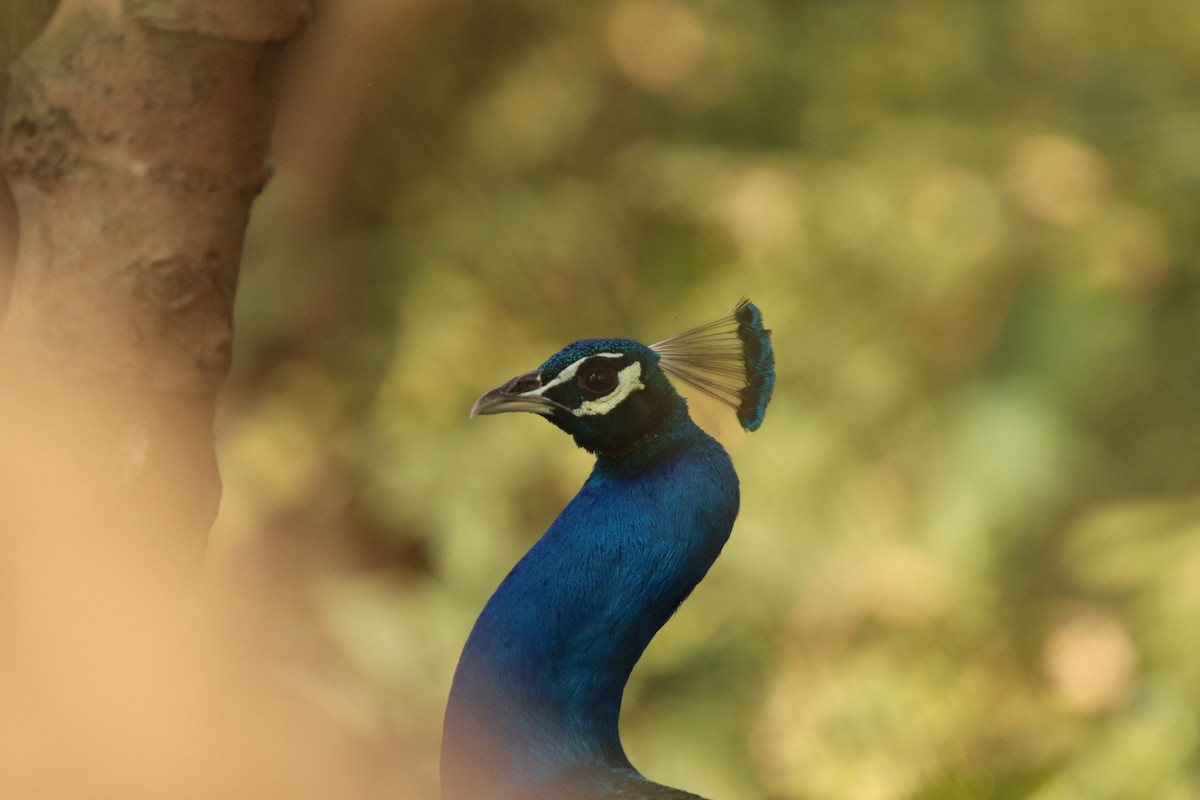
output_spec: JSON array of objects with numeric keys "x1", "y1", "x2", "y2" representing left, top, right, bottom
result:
[{"x1": 470, "y1": 370, "x2": 563, "y2": 417}]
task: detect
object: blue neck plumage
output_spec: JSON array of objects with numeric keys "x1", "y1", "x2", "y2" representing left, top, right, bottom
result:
[{"x1": 442, "y1": 408, "x2": 739, "y2": 799}]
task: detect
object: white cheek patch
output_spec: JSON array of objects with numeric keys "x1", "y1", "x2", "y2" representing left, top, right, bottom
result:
[{"x1": 574, "y1": 361, "x2": 644, "y2": 417}]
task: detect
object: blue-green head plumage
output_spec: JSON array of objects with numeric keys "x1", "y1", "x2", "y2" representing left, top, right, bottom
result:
[
  {"x1": 471, "y1": 300, "x2": 775, "y2": 452},
  {"x1": 731, "y1": 300, "x2": 775, "y2": 431}
]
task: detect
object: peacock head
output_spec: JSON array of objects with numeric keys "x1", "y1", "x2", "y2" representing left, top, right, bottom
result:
[{"x1": 470, "y1": 300, "x2": 775, "y2": 456}]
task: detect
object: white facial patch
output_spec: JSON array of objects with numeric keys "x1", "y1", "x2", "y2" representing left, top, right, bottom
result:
[
  {"x1": 522, "y1": 352, "x2": 644, "y2": 417},
  {"x1": 525, "y1": 352, "x2": 623, "y2": 396},
  {"x1": 575, "y1": 361, "x2": 644, "y2": 417}
]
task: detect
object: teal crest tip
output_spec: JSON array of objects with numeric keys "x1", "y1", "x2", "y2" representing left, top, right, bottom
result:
[{"x1": 651, "y1": 299, "x2": 775, "y2": 431}]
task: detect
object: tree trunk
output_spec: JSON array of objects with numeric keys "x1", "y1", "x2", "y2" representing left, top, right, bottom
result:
[
  {"x1": 0, "y1": 0, "x2": 309, "y2": 555},
  {"x1": 0, "y1": 4, "x2": 398, "y2": 799}
]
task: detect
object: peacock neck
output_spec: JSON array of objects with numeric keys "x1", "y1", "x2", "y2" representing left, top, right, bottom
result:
[{"x1": 441, "y1": 417, "x2": 739, "y2": 799}]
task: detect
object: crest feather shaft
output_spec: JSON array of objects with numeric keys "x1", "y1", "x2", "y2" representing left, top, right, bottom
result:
[{"x1": 651, "y1": 299, "x2": 776, "y2": 431}]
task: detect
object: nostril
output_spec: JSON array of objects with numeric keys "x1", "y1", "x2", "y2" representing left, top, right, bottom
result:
[{"x1": 507, "y1": 373, "x2": 542, "y2": 394}]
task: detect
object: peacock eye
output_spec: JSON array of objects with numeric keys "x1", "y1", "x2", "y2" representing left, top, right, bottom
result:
[{"x1": 578, "y1": 365, "x2": 618, "y2": 396}]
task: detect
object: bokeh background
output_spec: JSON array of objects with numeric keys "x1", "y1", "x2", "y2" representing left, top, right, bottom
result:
[{"x1": 210, "y1": 1, "x2": 1200, "y2": 798}]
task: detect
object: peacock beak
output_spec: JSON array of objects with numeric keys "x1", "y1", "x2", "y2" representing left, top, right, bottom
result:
[{"x1": 470, "y1": 370, "x2": 564, "y2": 418}]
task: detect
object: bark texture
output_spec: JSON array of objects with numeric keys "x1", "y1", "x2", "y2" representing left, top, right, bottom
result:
[
  {"x1": 0, "y1": 3, "x2": 401, "y2": 799},
  {"x1": 0, "y1": 0, "x2": 310, "y2": 556}
]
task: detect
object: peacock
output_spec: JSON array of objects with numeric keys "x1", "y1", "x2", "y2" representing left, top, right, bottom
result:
[{"x1": 441, "y1": 300, "x2": 775, "y2": 800}]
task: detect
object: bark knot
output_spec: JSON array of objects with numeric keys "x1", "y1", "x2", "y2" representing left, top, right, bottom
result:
[
  {"x1": 127, "y1": 252, "x2": 222, "y2": 312},
  {"x1": 1, "y1": 90, "x2": 85, "y2": 189}
]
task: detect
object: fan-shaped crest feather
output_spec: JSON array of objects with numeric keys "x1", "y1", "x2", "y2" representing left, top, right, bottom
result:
[{"x1": 650, "y1": 299, "x2": 775, "y2": 431}]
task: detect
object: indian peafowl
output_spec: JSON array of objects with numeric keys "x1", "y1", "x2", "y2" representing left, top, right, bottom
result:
[{"x1": 442, "y1": 300, "x2": 775, "y2": 800}]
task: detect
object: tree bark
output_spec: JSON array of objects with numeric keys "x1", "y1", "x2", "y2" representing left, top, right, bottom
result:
[
  {"x1": 0, "y1": 4, "x2": 404, "y2": 799},
  {"x1": 0, "y1": 0, "x2": 310, "y2": 557}
]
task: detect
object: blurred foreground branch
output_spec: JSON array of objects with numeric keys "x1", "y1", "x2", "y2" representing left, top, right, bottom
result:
[
  {"x1": 0, "y1": 0, "x2": 309, "y2": 552},
  {"x1": 0, "y1": 3, "x2": 397, "y2": 798}
]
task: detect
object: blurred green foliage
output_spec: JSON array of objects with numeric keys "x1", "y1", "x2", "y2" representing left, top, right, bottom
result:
[{"x1": 214, "y1": 1, "x2": 1200, "y2": 797}]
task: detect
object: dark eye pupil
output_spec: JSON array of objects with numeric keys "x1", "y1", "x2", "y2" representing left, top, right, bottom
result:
[{"x1": 580, "y1": 367, "x2": 617, "y2": 394}]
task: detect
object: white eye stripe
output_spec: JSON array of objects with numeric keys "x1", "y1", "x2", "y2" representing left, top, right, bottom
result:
[
  {"x1": 525, "y1": 352, "x2": 623, "y2": 397},
  {"x1": 521, "y1": 352, "x2": 644, "y2": 416},
  {"x1": 573, "y1": 361, "x2": 644, "y2": 417}
]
